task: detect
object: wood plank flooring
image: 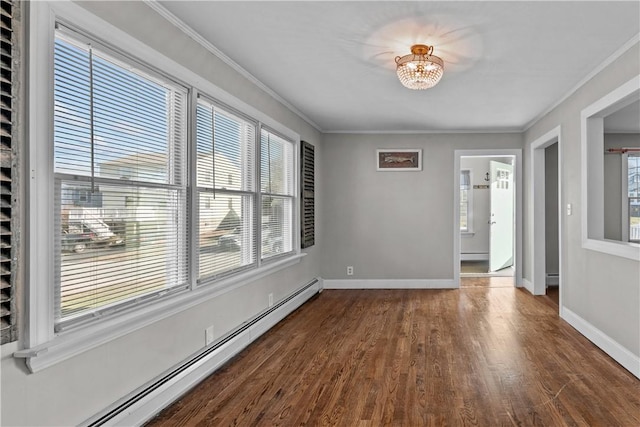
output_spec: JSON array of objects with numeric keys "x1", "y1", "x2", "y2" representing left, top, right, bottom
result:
[{"x1": 147, "y1": 283, "x2": 640, "y2": 426}]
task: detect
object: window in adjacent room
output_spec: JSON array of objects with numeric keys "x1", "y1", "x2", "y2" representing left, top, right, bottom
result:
[{"x1": 460, "y1": 169, "x2": 472, "y2": 233}]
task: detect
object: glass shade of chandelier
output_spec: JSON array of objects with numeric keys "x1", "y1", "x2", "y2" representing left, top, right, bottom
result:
[{"x1": 395, "y1": 44, "x2": 444, "y2": 90}]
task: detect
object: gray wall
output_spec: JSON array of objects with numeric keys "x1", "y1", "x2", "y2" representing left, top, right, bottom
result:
[
  {"x1": 321, "y1": 134, "x2": 522, "y2": 280},
  {"x1": 604, "y1": 134, "x2": 640, "y2": 241},
  {"x1": 524, "y1": 42, "x2": 640, "y2": 357},
  {"x1": 1, "y1": 2, "x2": 322, "y2": 426},
  {"x1": 545, "y1": 143, "x2": 559, "y2": 275}
]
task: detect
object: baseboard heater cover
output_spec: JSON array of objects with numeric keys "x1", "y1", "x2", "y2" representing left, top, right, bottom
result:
[{"x1": 82, "y1": 278, "x2": 321, "y2": 427}]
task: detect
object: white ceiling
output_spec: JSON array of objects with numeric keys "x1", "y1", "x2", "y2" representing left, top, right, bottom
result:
[{"x1": 157, "y1": 1, "x2": 640, "y2": 133}]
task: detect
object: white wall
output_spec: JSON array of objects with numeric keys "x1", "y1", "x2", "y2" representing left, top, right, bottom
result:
[
  {"x1": 321, "y1": 134, "x2": 522, "y2": 280},
  {"x1": 1, "y1": 2, "x2": 322, "y2": 426},
  {"x1": 524, "y1": 42, "x2": 640, "y2": 361}
]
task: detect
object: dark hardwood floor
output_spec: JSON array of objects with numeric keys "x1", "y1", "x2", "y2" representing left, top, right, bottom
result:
[{"x1": 147, "y1": 283, "x2": 640, "y2": 426}]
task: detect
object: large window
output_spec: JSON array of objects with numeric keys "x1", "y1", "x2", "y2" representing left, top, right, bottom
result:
[
  {"x1": 53, "y1": 29, "x2": 188, "y2": 329},
  {"x1": 24, "y1": 8, "x2": 301, "y2": 367},
  {"x1": 196, "y1": 99, "x2": 256, "y2": 281},
  {"x1": 261, "y1": 129, "x2": 295, "y2": 259},
  {"x1": 52, "y1": 30, "x2": 299, "y2": 328}
]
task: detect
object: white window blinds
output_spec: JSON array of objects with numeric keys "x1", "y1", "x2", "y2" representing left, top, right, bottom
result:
[
  {"x1": 260, "y1": 129, "x2": 294, "y2": 259},
  {"x1": 196, "y1": 99, "x2": 257, "y2": 281},
  {"x1": 53, "y1": 30, "x2": 188, "y2": 328}
]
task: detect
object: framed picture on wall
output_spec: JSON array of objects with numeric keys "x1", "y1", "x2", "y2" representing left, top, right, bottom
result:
[{"x1": 376, "y1": 149, "x2": 422, "y2": 171}]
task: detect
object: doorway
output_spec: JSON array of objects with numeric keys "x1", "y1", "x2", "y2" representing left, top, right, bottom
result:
[
  {"x1": 530, "y1": 127, "x2": 563, "y2": 311},
  {"x1": 454, "y1": 149, "x2": 522, "y2": 286}
]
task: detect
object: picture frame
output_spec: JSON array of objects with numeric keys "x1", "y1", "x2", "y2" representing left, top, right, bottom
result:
[{"x1": 376, "y1": 149, "x2": 422, "y2": 171}]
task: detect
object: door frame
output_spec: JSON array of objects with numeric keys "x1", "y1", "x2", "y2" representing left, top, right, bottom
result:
[
  {"x1": 454, "y1": 149, "x2": 522, "y2": 287},
  {"x1": 530, "y1": 126, "x2": 563, "y2": 308}
]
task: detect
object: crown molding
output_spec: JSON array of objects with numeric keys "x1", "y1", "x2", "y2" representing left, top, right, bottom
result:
[
  {"x1": 322, "y1": 128, "x2": 522, "y2": 135},
  {"x1": 143, "y1": 0, "x2": 322, "y2": 133}
]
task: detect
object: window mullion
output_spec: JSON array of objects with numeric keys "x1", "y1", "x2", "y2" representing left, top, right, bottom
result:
[{"x1": 188, "y1": 89, "x2": 199, "y2": 290}]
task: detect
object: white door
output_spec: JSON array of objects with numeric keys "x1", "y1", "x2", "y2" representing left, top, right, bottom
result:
[{"x1": 489, "y1": 160, "x2": 514, "y2": 272}]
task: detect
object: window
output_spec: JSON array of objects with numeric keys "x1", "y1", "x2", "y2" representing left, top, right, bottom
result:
[
  {"x1": 261, "y1": 129, "x2": 295, "y2": 259},
  {"x1": 23, "y1": 5, "x2": 301, "y2": 368},
  {"x1": 581, "y1": 74, "x2": 639, "y2": 260},
  {"x1": 53, "y1": 29, "x2": 188, "y2": 329},
  {"x1": 196, "y1": 99, "x2": 256, "y2": 281},
  {"x1": 460, "y1": 170, "x2": 472, "y2": 232},
  {"x1": 628, "y1": 154, "x2": 640, "y2": 242}
]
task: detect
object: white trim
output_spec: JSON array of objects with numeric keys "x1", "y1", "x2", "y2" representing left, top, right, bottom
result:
[
  {"x1": 80, "y1": 279, "x2": 322, "y2": 427},
  {"x1": 530, "y1": 126, "x2": 562, "y2": 297},
  {"x1": 453, "y1": 150, "x2": 523, "y2": 288},
  {"x1": 525, "y1": 33, "x2": 640, "y2": 131},
  {"x1": 521, "y1": 278, "x2": 534, "y2": 294},
  {"x1": 562, "y1": 307, "x2": 640, "y2": 379},
  {"x1": 323, "y1": 279, "x2": 457, "y2": 289},
  {"x1": 142, "y1": 0, "x2": 321, "y2": 133},
  {"x1": 581, "y1": 75, "x2": 640, "y2": 261}
]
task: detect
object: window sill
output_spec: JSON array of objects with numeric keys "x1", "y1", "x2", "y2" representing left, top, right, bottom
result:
[
  {"x1": 14, "y1": 253, "x2": 306, "y2": 373},
  {"x1": 582, "y1": 238, "x2": 640, "y2": 261}
]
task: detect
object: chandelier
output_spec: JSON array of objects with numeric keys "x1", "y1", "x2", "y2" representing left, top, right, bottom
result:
[{"x1": 395, "y1": 44, "x2": 444, "y2": 90}]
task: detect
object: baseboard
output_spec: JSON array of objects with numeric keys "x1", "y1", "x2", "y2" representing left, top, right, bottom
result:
[
  {"x1": 522, "y1": 278, "x2": 534, "y2": 294},
  {"x1": 323, "y1": 279, "x2": 457, "y2": 289},
  {"x1": 546, "y1": 274, "x2": 559, "y2": 286},
  {"x1": 562, "y1": 307, "x2": 640, "y2": 379},
  {"x1": 82, "y1": 278, "x2": 322, "y2": 427},
  {"x1": 460, "y1": 253, "x2": 489, "y2": 261}
]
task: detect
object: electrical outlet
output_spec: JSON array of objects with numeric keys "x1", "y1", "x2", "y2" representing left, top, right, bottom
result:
[
  {"x1": 347, "y1": 266, "x2": 354, "y2": 276},
  {"x1": 567, "y1": 203, "x2": 572, "y2": 216},
  {"x1": 205, "y1": 325, "x2": 214, "y2": 346},
  {"x1": 268, "y1": 293, "x2": 274, "y2": 307}
]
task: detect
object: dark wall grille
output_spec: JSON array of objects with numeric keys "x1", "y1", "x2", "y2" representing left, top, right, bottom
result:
[
  {"x1": 0, "y1": 0, "x2": 16, "y2": 344},
  {"x1": 300, "y1": 141, "x2": 314, "y2": 249}
]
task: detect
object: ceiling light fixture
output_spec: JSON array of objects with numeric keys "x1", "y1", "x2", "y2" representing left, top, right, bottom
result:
[{"x1": 395, "y1": 44, "x2": 444, "y2": 90}]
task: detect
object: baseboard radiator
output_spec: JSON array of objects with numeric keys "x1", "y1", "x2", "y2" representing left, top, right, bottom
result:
[{"x1": 82, "y1": 278, "x2": 322, "y2": 427}]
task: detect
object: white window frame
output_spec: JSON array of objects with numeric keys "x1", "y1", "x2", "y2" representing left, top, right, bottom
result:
[
  {"x1": 581, "y1": 74, "x2": 640, "y2": 261},
  {"x1": 18, "y1": 1, "x2": 303, "y2": 373},
  {"x1": 460, "y1": 169, "x2": 474, "y2": 235}
]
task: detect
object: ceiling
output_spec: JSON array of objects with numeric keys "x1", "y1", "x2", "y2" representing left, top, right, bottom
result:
[{"x1": 157, "y1": 1, "x2": 640, "y2": 133}]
